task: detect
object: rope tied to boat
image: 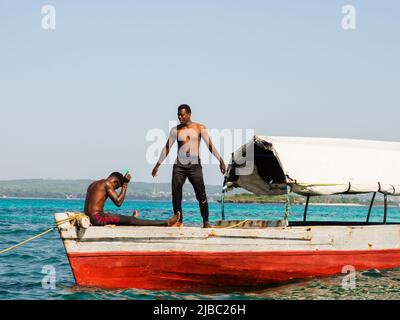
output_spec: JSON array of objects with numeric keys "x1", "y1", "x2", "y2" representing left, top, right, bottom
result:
[
  {"x1": 208, "y1": 219, "x2": 249, "y2": 237},
  {"x1": 218, "y1": 219, "x2": 249, "y2": 229},
  {"x1": 0, "y1": 214, "x2": 87, "y2": 255}
]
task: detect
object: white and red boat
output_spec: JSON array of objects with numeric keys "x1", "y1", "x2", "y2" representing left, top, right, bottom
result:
[{"x1": 56, "y1": 136, "x2": 400, "y2": 292}]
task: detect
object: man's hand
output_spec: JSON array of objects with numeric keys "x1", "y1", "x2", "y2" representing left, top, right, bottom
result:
[
  {"x1": 152, "y1": 164, "x2": 160, "y2": 178},
  {"x1": 124, "y1": 173, "x2": 132, "y2": 183},
  {"x1": 220, "y1": 160, "x2": 226, "y2": 175}
]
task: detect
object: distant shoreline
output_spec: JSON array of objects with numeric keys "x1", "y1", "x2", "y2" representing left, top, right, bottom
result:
[
  {"x1": 0, "y1": 196, "x2": 85, "y2": 200},
  {"x1": 222, "y1": 201, "x2": 367, "y2": 206},
  {"x1": 0, "y1": 197, "x2": 167, "y2": 201},
  {"x1": 0, "y1": 197, "x2": 215, "y2": 203},
  {"x1": 308, "y1": 203, "x2": 366, "y2": 207},
  {"x1": 221, "y1": 199, "x2": 399, "y2": 207},
  {"x1": 1, "y1": 197, "x2": 399, "y2": 207}
]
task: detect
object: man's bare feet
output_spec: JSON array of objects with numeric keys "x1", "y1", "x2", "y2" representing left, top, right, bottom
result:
[
  {"x1": 105, "y1": 224, "x2": 117, "y2": 228},
  {"x1": 203, "y1": 221, "x2": 212, "y2": 228},
  {"x1": 168, "y1": 211, "x2": 181, "y2": 227},
  {"x1": 132, "y1": 210, "x2": 139, "y2": 218}
]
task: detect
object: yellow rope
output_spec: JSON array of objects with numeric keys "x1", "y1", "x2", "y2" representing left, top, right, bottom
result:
[
  {"x1": 213, "y1": 219, "x2": 249, "y2": 229},
  {"x1": 0, "y1": 214, "x2": 86, "y2": 255},
  {"x1": 208, "y1": 220, "x2": 249, "y2": 237},
  {"x1": 222, "y1": 219, "x2": 248, "y2": 229},
  {"x1": 0, "y1": 227, "x2": 55, "y2": 255},
  {"x1": 56, "y1": 214, "x2": 87, "y2": 226}
]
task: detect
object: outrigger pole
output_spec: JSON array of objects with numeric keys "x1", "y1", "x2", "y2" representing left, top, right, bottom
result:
[
  {"x1": 383, "y1": 194, "x2": 388, "y2": 224},
  {"x1": 221, "y1": 176, "x2": 228, "y2": 221},
  {"x1": 366, "y1": 192, "x2": 376, "y2": 223},
  {"x1": 303, "y1": 194, "x2": 310, "y2": 223},
  {"x1": 366, "y1": 192, "x2": 388, "y2": 224},
  {"x1": 221, "y1": 190, "x2": 226, "y2": 221}
]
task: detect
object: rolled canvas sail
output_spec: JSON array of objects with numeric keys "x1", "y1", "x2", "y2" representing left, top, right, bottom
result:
[{"x1": 225, "y1": 136, "x2": 400, "y2": 196}]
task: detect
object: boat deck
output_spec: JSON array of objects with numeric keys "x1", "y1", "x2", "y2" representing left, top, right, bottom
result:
[{"x1": 289, "y1": 221, "x2": 400, "y2": 227}]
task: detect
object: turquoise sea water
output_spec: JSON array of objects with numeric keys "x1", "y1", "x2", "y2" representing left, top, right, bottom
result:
[{"x1": 1, "y1": 198, "x2": 400, "y2": 300}]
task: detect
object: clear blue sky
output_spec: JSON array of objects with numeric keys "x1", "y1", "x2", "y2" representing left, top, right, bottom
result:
[{"x1": 1, "y1": 1, "x2": 399, "y2": 184}]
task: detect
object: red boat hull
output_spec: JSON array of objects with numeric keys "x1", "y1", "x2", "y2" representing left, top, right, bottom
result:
[{"x1": 68, "y1": 249, "x2": 400, "y2": 292}]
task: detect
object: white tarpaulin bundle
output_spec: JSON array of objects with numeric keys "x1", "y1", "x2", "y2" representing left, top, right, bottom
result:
[{"x1": 225, "y1": 136, "x2": 400, "y2": 196}]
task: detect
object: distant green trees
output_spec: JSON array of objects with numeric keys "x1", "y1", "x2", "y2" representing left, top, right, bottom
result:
[
  {"x1": 0, "y1": 180, "x2": 223, "y2": 200},
  {"x1": 222, "y1": 193, "x2": 398, "y2": 205},
  {"x1": 0, "y1": 180, "x2": 397, "y2": 205}
]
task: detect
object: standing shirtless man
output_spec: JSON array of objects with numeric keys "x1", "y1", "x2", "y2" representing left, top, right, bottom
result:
[
  {"x1": 85, "y1": 172, "x2": 180, "y2": 226},
  {"x1": 152, "y1": 104, "x2": 226, "y2": 228}
]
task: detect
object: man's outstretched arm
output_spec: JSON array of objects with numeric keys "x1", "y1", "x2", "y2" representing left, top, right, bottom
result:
[
  {"x1": 152, "y1": 128, "x2": 177, "y2": 177},
  {"x1": 200, "y1": 125, "x2": 226, "y2": 174}
]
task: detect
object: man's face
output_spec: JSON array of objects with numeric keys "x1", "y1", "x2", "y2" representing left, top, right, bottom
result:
[
  {"x1": 111, "y1": 179, "x2": 121, "y2": 190},
  {"x1": 178, "y1": 109, "x2": 191, "y2": 125}
]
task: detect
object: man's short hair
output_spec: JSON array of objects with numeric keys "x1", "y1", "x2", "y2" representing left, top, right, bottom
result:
[
  {"x1": 109, "y1": 172, "x2": 124, "y2": 187},
  {"x1": 178, "y1": 104, "x2": 191, "y2": 114}
]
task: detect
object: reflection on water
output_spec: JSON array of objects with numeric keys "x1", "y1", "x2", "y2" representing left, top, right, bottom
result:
[{"x1": 249, "y1": 268, "x2": 400, "y2": 300}]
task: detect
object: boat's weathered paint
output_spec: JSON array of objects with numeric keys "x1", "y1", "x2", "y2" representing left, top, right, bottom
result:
[
  {"x1": 55, "y1": 213, "x2": 400, "y2": 292},
  {"x1": 67, "y1": 249, "x2": 400, "y2": 291}
]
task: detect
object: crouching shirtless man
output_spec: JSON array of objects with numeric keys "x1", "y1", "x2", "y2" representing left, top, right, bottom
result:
[{"x1": 84, "y1": 172, "x2": 180, "y2": 226}]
